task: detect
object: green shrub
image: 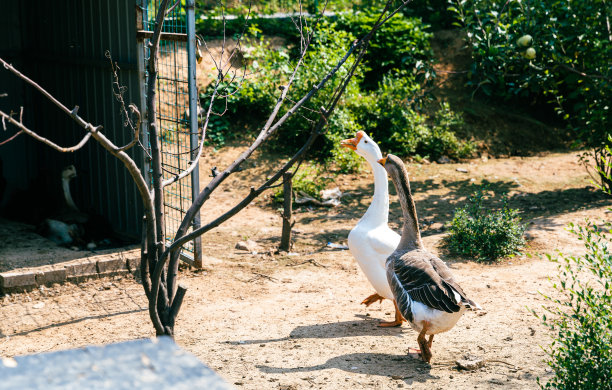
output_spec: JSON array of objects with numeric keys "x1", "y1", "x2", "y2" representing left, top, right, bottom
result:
[
  {"x1": 336, "y1": 9, "x2": 435, "y2": 89},
  {"x1": 535, "y1": 221, "x2": 612, "y2": 389},
  {"x1": 358, "y1": 76, "x2": 475, "y2": 160},
  {"x1": 535, "y1": 165, "x2": 612, "y2": 389},
  {"x1": 200, "y1": 21, "x2": 365, "y2": 155},
  {"x1": 273, "y1": 163, "x2": 334, "y2": 203},
  {"x1": 449, "y1": 0, "x2": 612, "y2": 189},
  {"x1": 447, "y1": 187, "x2": 525, "y2": 261},
  {"x1": 199, "y1": 11, "x2": 475, "y2": 165}
]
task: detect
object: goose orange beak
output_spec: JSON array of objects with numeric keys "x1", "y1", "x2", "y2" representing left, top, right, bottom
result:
[
  {"x1": 340, "y1": 131, "x2": 365, "y2": 151},
  {"x1": 378, "y1": 157, "x2": 388, "y2": 167}
]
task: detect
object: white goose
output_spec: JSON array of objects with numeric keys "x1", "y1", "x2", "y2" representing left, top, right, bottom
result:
[
  {"x1": 379, "y1": 154, "x2": 480, "y2": 363},
  {"x1": 340, "y1": 131, "x2": 404, "y2": 327}
]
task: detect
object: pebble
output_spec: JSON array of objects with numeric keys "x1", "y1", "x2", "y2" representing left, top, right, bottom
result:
[{"x1": 456, "y1": 356, "x2": 485, "y2": 371}]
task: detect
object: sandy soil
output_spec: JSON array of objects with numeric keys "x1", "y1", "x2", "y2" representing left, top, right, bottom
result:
[{"x1": 1, "y1": 147, "x2": 610, "y2": 389}]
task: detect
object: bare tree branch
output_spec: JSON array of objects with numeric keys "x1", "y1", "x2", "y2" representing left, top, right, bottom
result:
[
  {"x1": 0, "y1": 111, "x2": 94, "y2": 152},
  {"x1": 0, "y1": 129, "x2": 24, "y2": 146},
  {"x1": 106, "y1": 51, "x2": 142, "y2": 152}
]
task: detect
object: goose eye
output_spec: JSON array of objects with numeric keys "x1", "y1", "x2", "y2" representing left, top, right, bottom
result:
[{"x1": 364, "y1": 140, "x2": 368, "y2": 144}]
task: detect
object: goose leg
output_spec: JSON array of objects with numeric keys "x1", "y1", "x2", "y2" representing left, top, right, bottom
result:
[
  {"x1": 428, "y1": 335, "x2": 434, "y2": 349},
  {"x1": 417, "y1": 323, "x2": 432, "y2": 363},
  {"x1": 361, "y1": 293, "x2": 385, "y2": 307},
  {"x1": 378, "y1": 300, "x2": 405, "y2": 327}
]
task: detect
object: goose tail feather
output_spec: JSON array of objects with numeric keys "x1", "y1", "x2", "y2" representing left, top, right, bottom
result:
[{"x1": 463, "y1": 298, "x2": 482, "y2": 310}]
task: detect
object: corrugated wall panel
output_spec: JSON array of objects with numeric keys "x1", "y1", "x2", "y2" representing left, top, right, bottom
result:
[
  {"x1": 0, "y1": 0, "x2": 144, "y2": 238},
  {"x1": 0, "y1": 2, "x2": 38, "y2": 209}
]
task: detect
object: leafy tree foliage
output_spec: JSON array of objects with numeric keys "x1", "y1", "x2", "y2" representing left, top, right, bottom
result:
[{"x1": 449, "y1": 0, "x2": 612, "y2": 190}]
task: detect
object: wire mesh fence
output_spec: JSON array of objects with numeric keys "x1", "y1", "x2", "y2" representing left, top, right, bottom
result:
[{"x1": 140, "y1": 1, "x2": 202, "y2": 266}]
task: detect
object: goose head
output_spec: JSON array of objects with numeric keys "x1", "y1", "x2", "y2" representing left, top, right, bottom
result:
[
  {"x1": 62, "y1": 165, "x2": 77, "y2": 181},
  {"x1": 340, "y1": 131, "x2": 383, "y2": 161},
  {"x1": 377, "y1": 154, "x2": 405, "y2": 177}
]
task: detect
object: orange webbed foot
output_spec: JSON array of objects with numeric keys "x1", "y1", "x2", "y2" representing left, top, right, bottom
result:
[
  {"x1": 378, "y1": 319, "x2": 404, "y2": 327},
  {"x1": 376, "y1": 300, "x2": 406, "y2": 327},
  {"x1": 361, "y1": 293, "x2": 385, "y2": 307}
]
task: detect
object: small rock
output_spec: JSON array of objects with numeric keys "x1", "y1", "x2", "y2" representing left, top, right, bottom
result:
[
  {"x1": 456, "y1": 168, "x2": 468, "y2": 173},
  {"x1": 236, "y1": 239, "x2": 262, "y2": 252},
  {"x1": 437, "y1": 156, "x2": 451, "y2": 164},
  {"x1": 391, "y1": 375, "x2": 403, "y2": 380},
  {"x1": 456, "y1": 356, "x2": 485, "y2": 371},
  {"x1": 33, "y1": 302, "x2": 45, "y2": 309}
]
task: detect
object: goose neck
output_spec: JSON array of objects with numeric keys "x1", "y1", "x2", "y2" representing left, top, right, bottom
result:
[
  {"x1": 62, "y1": 178, "x2": 79, "y2": 212},
  {"x1": 360, "y1": 156, "x2": 389, "y2": 226},
  {"x1": 392, "y1": 168, "x2": 423, "y2": 250}
]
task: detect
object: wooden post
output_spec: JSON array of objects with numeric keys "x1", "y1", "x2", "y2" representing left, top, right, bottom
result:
[{"x1": 280, "y1": 172, "x2": 293, "y2": 251}]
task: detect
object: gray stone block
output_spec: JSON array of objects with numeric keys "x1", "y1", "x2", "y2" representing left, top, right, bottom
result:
[
  {"x1": 0, "y1": 271, "x2": 37, "y2": 289},
  {"x1": 0, "y1": 336, "x2": 232, "y2": 390},
  {"x1": 35, "y1": 268, "x2": 66, "y2": 286},
  {"x1": 64, "y1": 260, "x2": 97, "y2": 279},
  {"x1": 125, "y1": 256, "x2": 141, "y2": 273},
  {"x1": 96, "y1": 257, "x2": 128, "y2": 275}
]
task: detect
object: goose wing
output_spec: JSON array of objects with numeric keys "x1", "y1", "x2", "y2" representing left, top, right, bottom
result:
[{"x1": 387, "y1": 251, "x2": 463, "y2": 313}]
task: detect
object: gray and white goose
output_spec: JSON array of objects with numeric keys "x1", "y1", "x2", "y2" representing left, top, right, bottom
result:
[{"x1": 378, "y1": 154, "x2": 480, "y2": 363}]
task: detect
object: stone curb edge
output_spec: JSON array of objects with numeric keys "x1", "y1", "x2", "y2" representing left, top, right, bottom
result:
[{"x1": 0, "y1": 249, "x2": 141, "y2": 294}]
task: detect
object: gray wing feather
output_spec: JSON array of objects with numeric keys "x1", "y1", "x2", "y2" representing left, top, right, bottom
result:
[{"x1": 387, "y1": 251, "x2": 470, "y2": 314}]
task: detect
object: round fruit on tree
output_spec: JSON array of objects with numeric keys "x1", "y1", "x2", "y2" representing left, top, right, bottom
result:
[
  {"x1": 524, "y1": 47, "x2": 536, "y2": 60},
  {"x1": 517, "y1": 34, "x2": 533, "y2": 47}
]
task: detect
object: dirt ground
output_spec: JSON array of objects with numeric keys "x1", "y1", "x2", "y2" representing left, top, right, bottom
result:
[{"x1": 1, "y1": 146, "x2": 610, "y2": 389}]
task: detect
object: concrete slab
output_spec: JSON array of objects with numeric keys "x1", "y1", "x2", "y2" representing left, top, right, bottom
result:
[{"x1": 0, "y1": 336, "x2": 232, "y2": 389}]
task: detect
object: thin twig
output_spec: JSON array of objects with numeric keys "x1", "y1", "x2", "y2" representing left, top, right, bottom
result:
[{"x1": 0, "y1": 129, "x2": 24, "y2": 145}]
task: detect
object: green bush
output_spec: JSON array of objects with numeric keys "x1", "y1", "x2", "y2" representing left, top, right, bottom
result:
[
  {"x1": 447, "y1": 187, "x2": 525, "y2": 261},
  {"x1": 336, "y1": 9, "x2": 435, "y2": 89},
  {"x1": 535, "y1": 165, "x2": 612, "y2": 389},
  {"x1": 199, "y1": 11, "x2": 475, "y2": 165},
  {"x1": 200, "y1": 21, "x2": 365, "y2": 154},
  {"x1": 536, "y1": 221, "x2": 612, "y2": 389},
  {"x1": 358, "y1": 76, "x2": 475, "y2": 160},
  {"x1": 449, "y1": 0, "x2": 612, "y2": 190}
]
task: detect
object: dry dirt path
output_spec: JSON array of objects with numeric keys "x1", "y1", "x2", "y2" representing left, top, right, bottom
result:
[{"x1": 1, "y1": 150, "x2": 610, "y2": 389}]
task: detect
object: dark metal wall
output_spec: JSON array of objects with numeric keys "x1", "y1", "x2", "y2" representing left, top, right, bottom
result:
[{"x1": 0, "y1": 1, "x2": 145, "y2": 237}]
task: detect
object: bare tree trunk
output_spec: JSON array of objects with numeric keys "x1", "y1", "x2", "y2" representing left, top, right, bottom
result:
[{"x1": 280, "y1": 172, "x2": 293, "y2": 251}]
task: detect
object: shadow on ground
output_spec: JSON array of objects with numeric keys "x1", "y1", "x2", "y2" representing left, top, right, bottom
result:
[{"x1": 256, "y1": 352, "x2": 436, "y2": 385}]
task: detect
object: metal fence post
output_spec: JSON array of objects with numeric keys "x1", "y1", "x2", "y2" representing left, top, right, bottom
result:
[{"x1": 186, "y1": 0, "x2": 203, "y2": 267}]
